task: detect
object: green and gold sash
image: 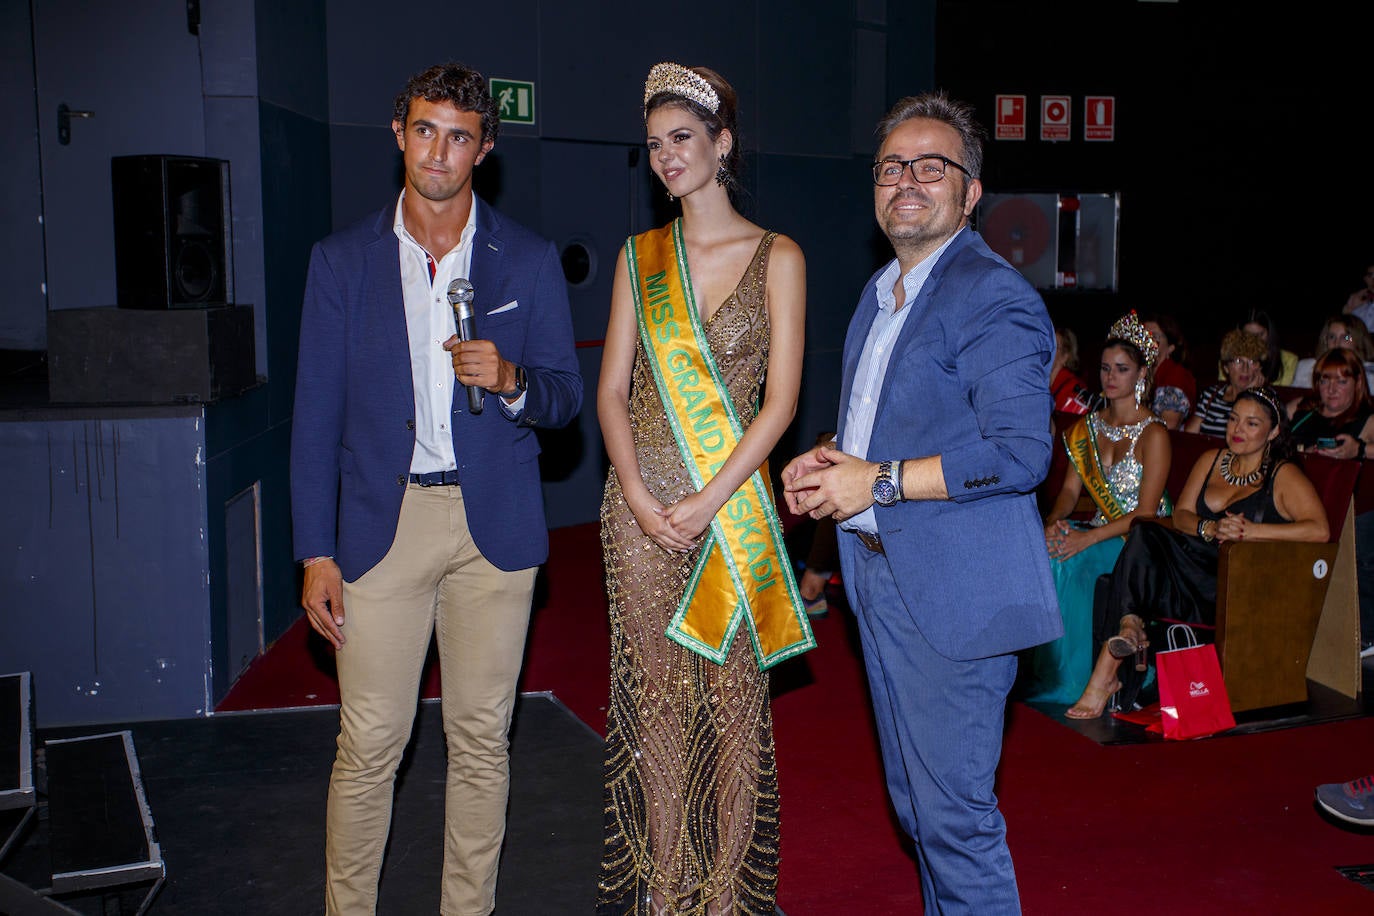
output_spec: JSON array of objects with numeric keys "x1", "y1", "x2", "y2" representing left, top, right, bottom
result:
[
  {"x1": 1062, "y1": 414, "x2": 1172, "y2": 522},
  {"x1": 1063, "y1": 416, "x2": 1127, "y2": 522},
  {"x1": 625, "y1": 219, "x2": 815, "y2": 670}
]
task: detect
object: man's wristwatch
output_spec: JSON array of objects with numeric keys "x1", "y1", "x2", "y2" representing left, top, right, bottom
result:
[
  {"x1": 872, "y1": 460, "x2": 902, "y2": 507},
  {"x1": 498, "y1": 364, "x2": 527, "y2": 399}
]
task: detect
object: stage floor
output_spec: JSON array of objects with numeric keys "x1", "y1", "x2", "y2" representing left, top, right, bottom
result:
[{"x1": 2, "y1": 694, "x2": 604, "y2": 915}]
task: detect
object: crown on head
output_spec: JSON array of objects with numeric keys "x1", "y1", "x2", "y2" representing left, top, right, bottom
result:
[
  {"x1": 643, "y1": 62, "x2": 720, "y2": 115},
  {"x1": 1108, "y1": 310, "x2": 1159, "y2": 368},
  {"x1": 1242, "y1": 385, "x2": 1283, "y2": 423}
]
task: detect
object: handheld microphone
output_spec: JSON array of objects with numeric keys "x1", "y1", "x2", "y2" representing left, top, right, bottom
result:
[{"x1": 446, "y1": 278, "x2": 483, "y2": 414}]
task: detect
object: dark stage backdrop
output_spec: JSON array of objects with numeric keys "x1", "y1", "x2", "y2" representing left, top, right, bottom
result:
[{"x1": 935, "y1": 0, "x2": 1374, "y2": 386}]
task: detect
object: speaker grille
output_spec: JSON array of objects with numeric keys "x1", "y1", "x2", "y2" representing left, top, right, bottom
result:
[{"x1": 112, "y1": 155, "x2": 232, "y2": 309}]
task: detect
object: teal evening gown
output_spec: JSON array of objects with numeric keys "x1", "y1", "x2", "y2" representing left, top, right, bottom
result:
[{"x1": 1023, "y1": 413, "x2": 1170, "y2": 705}]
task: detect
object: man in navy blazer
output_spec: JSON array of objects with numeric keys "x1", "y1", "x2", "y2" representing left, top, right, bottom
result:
[
  {"x1": 783, "y1": 92, "x2": 1061, "y2": 914},
  {"x1": 290, "y1": 63, "x2": 581, "y2": 915}
]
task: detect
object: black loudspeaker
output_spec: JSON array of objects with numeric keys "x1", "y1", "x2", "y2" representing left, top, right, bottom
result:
[
  {"x1": 112, "y1": 155, "x2": 233, "y2": 309},
  {"x1": 48, "y1": 306, "x2": 257, "y2": 404}
]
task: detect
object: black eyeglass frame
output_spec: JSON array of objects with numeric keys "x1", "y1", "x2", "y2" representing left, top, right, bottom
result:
[{"x1": 871, "y1": 155, "x2": 972, "y2": 186}]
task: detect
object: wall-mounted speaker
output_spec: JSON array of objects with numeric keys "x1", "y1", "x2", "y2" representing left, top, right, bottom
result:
[
  {"x1": 112, "y1": 155, "x2": 233, "y2": 309},
  {"x1": 976, "y1": 191, "x2": 1120, "y2": 291}
]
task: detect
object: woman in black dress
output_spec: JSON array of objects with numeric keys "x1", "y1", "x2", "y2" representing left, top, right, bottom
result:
[{"x1": 1067, "y1": 386, "x2": 1330, "y2": 718}]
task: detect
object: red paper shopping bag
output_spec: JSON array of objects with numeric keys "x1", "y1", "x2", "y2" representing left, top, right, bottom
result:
[{"x1": 1155, "y1": 624, "x2": 1236, "y2": 740}]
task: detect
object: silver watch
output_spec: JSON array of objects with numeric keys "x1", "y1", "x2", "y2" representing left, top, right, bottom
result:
[{"x1": 872, "y1": 460, "x2": 900, "y2": 507}]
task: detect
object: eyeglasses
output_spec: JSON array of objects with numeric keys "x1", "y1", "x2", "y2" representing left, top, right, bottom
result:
[
  {"x1": 1225, "y1": 357, "x2": 1258, "y2": 368},
  {"x1": 1318, "y1": 374, "x2": 1353, "y2": 386},
  {"x1": 872, "y1": 155, "x2": 970, "y2": 186}
]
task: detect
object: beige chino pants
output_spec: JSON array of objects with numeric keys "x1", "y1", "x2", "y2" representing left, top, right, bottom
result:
[{"x1": 325, "y1": 483, "x2": 536, "y2": 916}]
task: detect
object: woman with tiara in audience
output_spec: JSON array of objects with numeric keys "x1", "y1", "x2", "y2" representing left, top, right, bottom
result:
[
  {"x1": 1067, "y1": 386, "x2": 1329, "y2": 717},
  {"x1": 596, "y1": 62, "x2": 812, "y2": 915},
  {"x1": 1026, "y1": 311, "x2": 1172, "y2": 706}
]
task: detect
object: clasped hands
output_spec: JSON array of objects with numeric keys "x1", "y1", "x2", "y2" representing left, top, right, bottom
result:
[
  {"x1": 443, "y1": 336, "x2": 517, "y2": 398},
  {"x1": 781, "y1": 444, "x2": 876, "y2": 522},
  {"x1": 632, "y1": 490, "x2": 716, "y2": 554},
  {"x1": 1213, "y1": 512, "x2": 1251, "y2": 542},
  {"x1": 1044, "y1": 520, "x2": 1091, "y2": 560}
]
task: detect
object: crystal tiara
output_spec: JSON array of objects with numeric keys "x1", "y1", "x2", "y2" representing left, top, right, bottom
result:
[{"x1": 643, "y1": 62, "x2": 720, "y2": 115}]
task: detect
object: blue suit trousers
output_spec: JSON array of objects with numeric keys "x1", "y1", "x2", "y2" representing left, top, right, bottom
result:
[{"x1": 841, "y1": 534, "x2": 1021, "y2": 915}]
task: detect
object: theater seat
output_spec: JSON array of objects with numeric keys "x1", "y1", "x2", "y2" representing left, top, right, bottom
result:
[{"x1": 1150, "y1": 434, "x2": 1361, "y2": 713}]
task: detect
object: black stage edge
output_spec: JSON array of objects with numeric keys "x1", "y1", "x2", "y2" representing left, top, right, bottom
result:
[{"x1": 0, "y1": 693, "x2": 604, "y2": 915}]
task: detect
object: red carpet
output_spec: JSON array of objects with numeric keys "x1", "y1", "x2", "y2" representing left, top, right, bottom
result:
[{"x1": 220, "y1": 524, "x2": 1374, "y2": 914}]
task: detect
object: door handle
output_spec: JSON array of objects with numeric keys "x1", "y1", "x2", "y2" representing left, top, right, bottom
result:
[{"x1": 58, "y1": 104, "x2": 94, "y2": 146}]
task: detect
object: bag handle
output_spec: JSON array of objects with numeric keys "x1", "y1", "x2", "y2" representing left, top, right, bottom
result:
[{"x1": 1166, "y1": 623, "x2": 1199, "y2": 651}]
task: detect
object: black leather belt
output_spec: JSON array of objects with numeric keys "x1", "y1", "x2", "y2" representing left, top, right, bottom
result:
[
  {"x1": 855, "y1": 530, "x2": 884, "y2": 554},
  {"x1": 409, "y1": 470, "x2": 460, "y2": 487}
]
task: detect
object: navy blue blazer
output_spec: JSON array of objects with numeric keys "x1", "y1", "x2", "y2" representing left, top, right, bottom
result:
[
  {"x1": 838, "y1": 228, "x2": 1062, "y2": 660},
  {"x1": 290, "y1": 197, "x2": 582, "y2": 581}
]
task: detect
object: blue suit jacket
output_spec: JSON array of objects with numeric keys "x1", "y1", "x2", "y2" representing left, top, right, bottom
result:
[
  {"x1": 837, "y1": 228, "x2": 1062, "y2": 661},
  {"x1": 289, "y1": 196, "x2": 582, "y2": 581}
]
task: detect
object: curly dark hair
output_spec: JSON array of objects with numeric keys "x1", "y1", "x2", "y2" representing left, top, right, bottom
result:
[{"x1": 392, "y1": 63, "x2": 499, "y2": 145}]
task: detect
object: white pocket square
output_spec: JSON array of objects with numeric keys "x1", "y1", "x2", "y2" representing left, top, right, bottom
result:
[{"x1": 487, "y1": 300, "x2": 518, "y2": 316}]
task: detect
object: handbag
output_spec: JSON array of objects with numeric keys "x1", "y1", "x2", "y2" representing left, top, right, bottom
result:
[{"x1": 1155, "y1": 624, "x2": 1236, "y2": 740}]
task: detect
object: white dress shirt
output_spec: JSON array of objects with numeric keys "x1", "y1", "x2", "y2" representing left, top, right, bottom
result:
[
  {"x1": 394, "y1": 191, "x2": 477, "y2": 475},
  {"x1": 841, "y1": 228, "x2": 962, "y2": 534}
]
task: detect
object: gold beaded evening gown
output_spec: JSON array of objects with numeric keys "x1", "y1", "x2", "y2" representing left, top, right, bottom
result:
[{"x1": 597, "y1": 230, "x2": 779, "y2": 915}]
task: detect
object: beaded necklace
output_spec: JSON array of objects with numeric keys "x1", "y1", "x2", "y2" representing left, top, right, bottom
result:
[
  {"x1": 1218, "y1": 449, "x2": 1265, "y2": 487},
  {"x1": 1096, "y1": 415, "x2": 1155, "y2": 443}
]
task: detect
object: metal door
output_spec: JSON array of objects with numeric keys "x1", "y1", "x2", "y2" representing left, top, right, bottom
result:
[{"x1": 31, "y1": 0, "x2": 207, "y2": 312}]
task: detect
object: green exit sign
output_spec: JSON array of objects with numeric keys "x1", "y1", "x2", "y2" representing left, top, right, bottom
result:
[{"x1": 490, "y1": 78, "x2": 535, "y2": 125}]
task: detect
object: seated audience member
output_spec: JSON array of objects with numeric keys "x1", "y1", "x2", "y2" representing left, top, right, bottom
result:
[
  {"x1": 1343, "y1": 262, "x2": 1374, "y2": 329},
  {"x1": 1141, "y1": 312, "x2": 1195, "y2": 429},
  {"x1": 1026, "y1": 312, "x2": 1172, "y2": 705},
  {"x1": 1291, "y1": 314, "x2": 1374, "y2": 391},
  {"x1": 1286, "y1": 347, "x2": 1374, "y2": 461},
  {"x1": 1237, "y1": 309, "x2": 1297, "y2": 386},
  {"x1": 1186, "y1": 329, "x2": 1269, "y2": 437},
  {"x1": 1051, "y1": 325, "x2": 1096, "y2": 418},
  {"x1": 1067, "y1": 386, "x2": 1329, "y2": 718}
]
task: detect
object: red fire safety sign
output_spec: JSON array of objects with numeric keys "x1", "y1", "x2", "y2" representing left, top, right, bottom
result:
[
  {"x1": 1040, "y1": 95, "x2": 1070, "y2": 141},
  {"x1": 1084, "y1": 96, "x2": 1115, "y2": 141},
  {"x1": 994, "y1": 94, "x2": 1026, "y2": 140}
]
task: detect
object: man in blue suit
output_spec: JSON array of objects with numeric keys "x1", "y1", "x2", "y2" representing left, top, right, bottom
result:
[
  {"x1": 290, "y1": 63, "x2": 581, "y2": 915},
  {"x1": 782, "y1": 92, "x2": 1061, "y2": 914}
]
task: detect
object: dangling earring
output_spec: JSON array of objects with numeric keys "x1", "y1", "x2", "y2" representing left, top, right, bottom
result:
[
  {"x1": 715, "y1": 155, "x2": 729, "y2": 187},
  {"x1": 1134, "y1": 376, "x2": 1146, "y2": 408},
  {"x1": 665, "y1": 188, "x2": 675, "y2": 202}
]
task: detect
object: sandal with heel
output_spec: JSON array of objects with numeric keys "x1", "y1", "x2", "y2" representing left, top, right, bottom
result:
[{"x1": 1106, "y1": 614, "x2": 1149, "y2": 672}]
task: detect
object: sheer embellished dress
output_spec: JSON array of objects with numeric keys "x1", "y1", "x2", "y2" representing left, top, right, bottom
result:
[
  {"x1": 598, "y1": 230, "x2": 779, "y2": 915},
  {"x1": 1023, "y1": 413, "x2": 1169, "y2": 705}
]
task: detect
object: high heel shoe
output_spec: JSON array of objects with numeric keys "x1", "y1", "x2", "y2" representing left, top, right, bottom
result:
[
  {"x1": 1106, "y1": 614, "x2": 1149, "y2": 672},
  {"x1": 1066, "y1": 678, "x2": 1122, "y2": 719}
]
